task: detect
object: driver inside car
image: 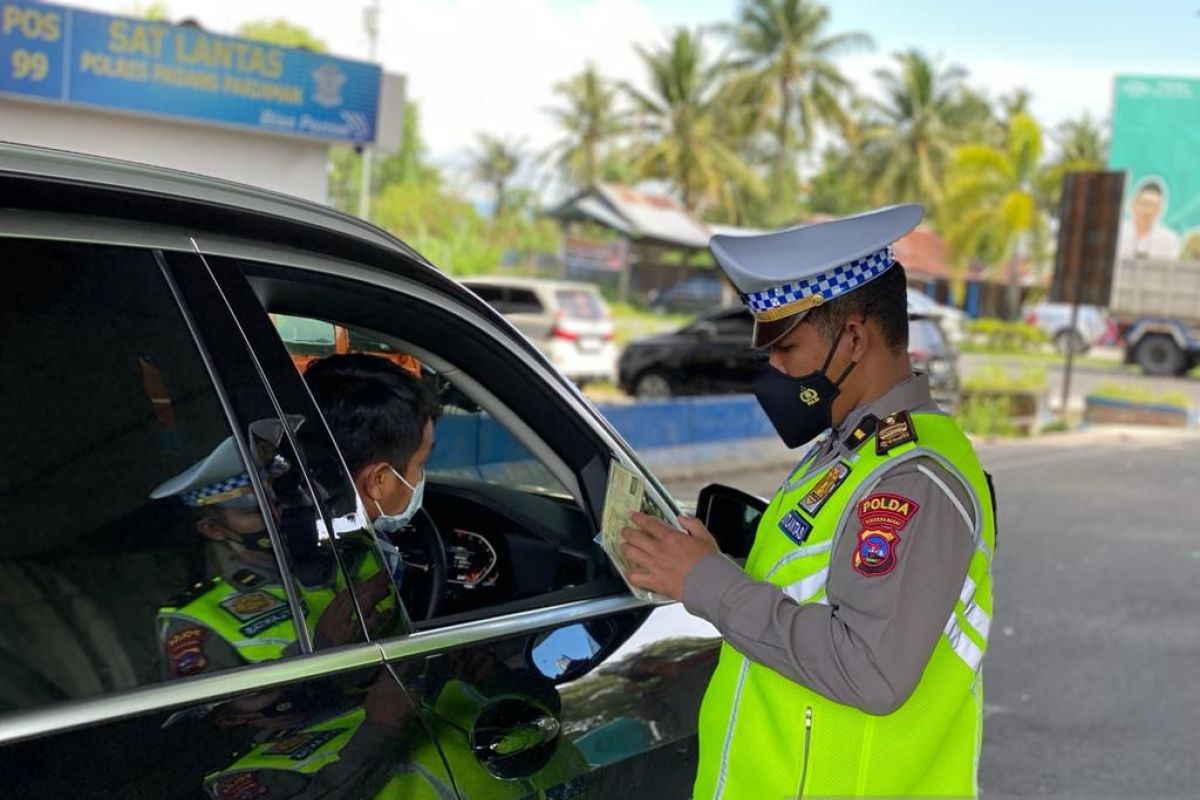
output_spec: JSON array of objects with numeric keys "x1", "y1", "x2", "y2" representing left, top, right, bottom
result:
[{"x1": 304, "y1": 354, "x2": 441, "y2": 601}]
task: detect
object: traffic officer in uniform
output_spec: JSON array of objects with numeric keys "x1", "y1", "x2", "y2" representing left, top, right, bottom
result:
[{"x1": 621, "y1": 205, "x2": 996, "y2": 798}]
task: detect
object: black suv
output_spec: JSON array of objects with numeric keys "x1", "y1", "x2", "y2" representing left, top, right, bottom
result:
[
  {"x1": 0, "y1": 143, "x2": 717, "y2": 799},
  {"x1": 619, "y1": 306, "x2": 961, "y2": 408}
]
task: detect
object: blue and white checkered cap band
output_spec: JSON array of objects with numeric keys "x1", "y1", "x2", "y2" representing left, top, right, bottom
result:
[
  {"x1": 181, "y1": 455, "x2": 290, "y2": 507},
  {"x1": 745, "y1": 246, "x2": 895, "y2": 318}
]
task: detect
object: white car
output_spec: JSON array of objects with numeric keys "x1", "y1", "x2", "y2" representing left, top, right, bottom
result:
[
  {"x1": 463, "y1": 277, "x2": 618, "y2": 384},
  {"x1": 907, "y1": 289, "x2": 967, "y2": 345},
  {"x1": 1022, "y1": 301, "x2": 1114, "y2": 355}
]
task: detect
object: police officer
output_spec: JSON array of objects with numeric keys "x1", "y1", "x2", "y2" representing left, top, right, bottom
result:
[
  {"x1": 152, "y1": 418, "x2": 390, "y2": 678},
  {"x1": 620, "y1": 205, "x2": 996, "y2": 798}
]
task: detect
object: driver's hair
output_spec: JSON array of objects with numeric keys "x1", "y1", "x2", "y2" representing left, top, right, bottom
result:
[{"x1": 305, "y1": 354, "x2": 441, "y2": 475}]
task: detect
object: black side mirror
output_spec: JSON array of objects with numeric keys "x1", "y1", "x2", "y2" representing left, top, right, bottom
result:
[
  {"x1": 527, "y1": 619, "x2": 618, "y2": 684},
  {"x1": 697, "y1": 483, "x2": 768, "y2": 561}
]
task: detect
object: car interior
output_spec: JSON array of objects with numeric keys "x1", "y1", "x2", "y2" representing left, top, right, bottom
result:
[{"x1": 234, "y1": 258, "x2": 635, "y2": 629}]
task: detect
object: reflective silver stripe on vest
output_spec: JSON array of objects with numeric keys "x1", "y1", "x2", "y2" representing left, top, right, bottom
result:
[
  {"x1": 765, "y1": 539, "x2": 835, "y2": 579},
  {"x1": 712, "y1": 657, "x2": 752, "y2": 800},
  {"x1": 964, "y1": 601, "x2": 992, "y2": 642},
  {"x1": 943, "y1": 614, "x2": 985, "y2": 672},
  {"x1": 783, "y1": 567, "x2": 830, "y2": 604},
  {"x1": 959, "y1": 574, "x2": 977, "y2": 606}
]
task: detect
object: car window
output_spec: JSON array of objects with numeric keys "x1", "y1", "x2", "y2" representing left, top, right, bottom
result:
[
  {"x1": 713, "y1": 309, "x2": 754, "y2": 337},
  {"x1": 909, "y1": 318, "x2": 950, "y2": 357},
  {"x1": 467, "y1": 284, "x2": 505, "y2": 306},
  {"x1": 235, "y1": 262, "x2": 634, "y2": 628},
  {"x1": 555, "y1": 288, "x2": 605, "y2": 320},
  {"x1": 0, "y1": 239, "x2": 305, "y2": 712},
  {"x1": 505, "y1": 288, "x2": 545, "y2": 314}
]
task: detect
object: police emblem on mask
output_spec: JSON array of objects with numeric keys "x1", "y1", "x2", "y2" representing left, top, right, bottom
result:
[{"x1": 799, "y1": 387, "x2": 820, "y2": 406}]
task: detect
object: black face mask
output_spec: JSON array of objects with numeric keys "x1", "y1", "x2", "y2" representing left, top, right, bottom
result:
[{"x1": 752, "y1": 328, "x2": 857, "y2": 449}]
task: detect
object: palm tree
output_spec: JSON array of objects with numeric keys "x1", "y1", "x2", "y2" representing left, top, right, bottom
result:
[
  {"x1": 1038, "y1": 112, "x2": 1109, "y2": 216},
  {"x1": 721, "y1": 0, "x2": 871, "y2": 197},
  {"x1": 943, "y1": 113, "x2": 1047, "y2": 316},
  {"x1": 468, "y1": 134, "x2": 524, "y2": 218},
  {"x1": 623, "y1": 28, "x2": 761, "y2": 218},
  {"x1": 543, "y1": 65, "x2": 626, "y2": 191},
  {"x1": 860, "y1": 50, "x2": 986, "y2": 215}
]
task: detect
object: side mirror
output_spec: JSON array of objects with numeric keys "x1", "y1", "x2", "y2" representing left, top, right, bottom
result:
[
  {"x1": 696, "y1": 483, "x2": 768, "y2": 561},
  {"x1": 527, "y1": 619, "x2": 618, "y2": 684}
]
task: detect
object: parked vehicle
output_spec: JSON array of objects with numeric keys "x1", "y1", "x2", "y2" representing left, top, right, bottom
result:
[
  {"x1": 462, "y1": 276, "x2": 617, "y2": 385},
  {"x1": 1108, "y1": 256, "x2": 1200, "y2": 375},
  {"x1": 647, "y1": 274, "x2": 725, "y2": 314},
  {"x1": 1022, "y1": 301, "x2": 1115, "y2": 355},
  {"x1": 0, "y1": 143, "x2": 716, "y2": 799},
  {"x1": 907, "y1": 288, "x2": 967, "y2": 345},
  {"x1": 619, "y1": 306, "x2": 961, "y2": 408}
]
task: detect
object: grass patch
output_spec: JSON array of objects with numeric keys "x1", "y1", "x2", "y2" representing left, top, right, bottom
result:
[
  {"x1": 610, "y1": 302, "x2": 692, "y2": 346},
  {"x1": 963, "y1": 364, "x2": 1048, "y2": 393},
  {"x1": 1088, "y1": 382, "x2": 1192, "y2": 409},
  {"x1": 957, "y1": 396, "x2": 1022, "y2": 437}
]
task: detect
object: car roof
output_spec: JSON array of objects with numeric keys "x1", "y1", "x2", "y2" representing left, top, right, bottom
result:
[
  {"x1": 0, "y1": 140, "x2": 439, "y2": 271},
  {"x1": 461, "y1": 276, "x2": 603, "y2": 293}
]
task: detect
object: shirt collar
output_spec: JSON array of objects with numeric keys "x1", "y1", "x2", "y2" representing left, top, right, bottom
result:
[{"x1": 835, "y1": 373, "x2": 934, "y2": 441}]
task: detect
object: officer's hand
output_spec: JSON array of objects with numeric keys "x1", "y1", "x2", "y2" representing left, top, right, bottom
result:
[
  {"x1": 620, "y1": 512, "x2": 719, "y2": 600},
  {"x1": 315, "y1": 571, "x2": 393, "y2": 647}
]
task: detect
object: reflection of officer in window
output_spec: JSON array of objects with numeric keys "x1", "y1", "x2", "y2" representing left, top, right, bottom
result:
[
  {"x1": 152, "y1": 418, "x2": 389, "y2": 679},
  {"x1": 1118, "y1": 179, "x2": 1181, "y2": 259}
]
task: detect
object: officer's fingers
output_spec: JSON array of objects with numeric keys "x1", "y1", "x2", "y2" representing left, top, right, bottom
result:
[
  {"x1": 677, "y1": 514, "x2": 715, "y2": 542},
  {"x1": 620, "y1": 540, "x2": 657, "y2": 570},
  {"x1": 630, "y1": 512, "x2": 674, "y2": 538},
  {"x1": 626, "y1": 569, "x2": 659, "y2": 592}
]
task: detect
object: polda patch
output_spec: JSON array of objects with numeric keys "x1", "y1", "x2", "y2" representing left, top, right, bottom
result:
[{"x1": 852, "y1": 493, "x2": 920, "y2": 577}]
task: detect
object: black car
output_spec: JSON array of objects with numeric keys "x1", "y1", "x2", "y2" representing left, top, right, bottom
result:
[
  {"x1": 646, "y1": 275, "x2": 725, "y2": 314},
  {"x1": 0, "y1": 143, "x2": 720, "y2": 799},
  {"x1": 619, "y1": 306, "x2": 961, "y2": 407}
]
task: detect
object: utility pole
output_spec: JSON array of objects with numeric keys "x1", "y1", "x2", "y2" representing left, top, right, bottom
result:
[{"x1": 358, "y1": 0, "x2": 380, "y2": 222}]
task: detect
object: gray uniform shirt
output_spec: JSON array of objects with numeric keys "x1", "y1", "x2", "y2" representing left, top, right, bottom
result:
[{"x1": 682, "y1": 374, "x2": 977, "y2": 715}]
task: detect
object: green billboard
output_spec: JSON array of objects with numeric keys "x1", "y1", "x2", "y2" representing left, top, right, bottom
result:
[{"x1": 1109, "y1": 75, "x2": 1200, "y2": 260}]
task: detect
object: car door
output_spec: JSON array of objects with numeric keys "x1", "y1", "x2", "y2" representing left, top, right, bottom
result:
[
  {"x1": 0, "y1": 233, "x2": 451, "y2": 799},
  {"x1": 204, "y1": 244, "x2": 722, "y2": 800},
  {"x1": 705, "y1": 309, "x2": 762, "y2": 394}
]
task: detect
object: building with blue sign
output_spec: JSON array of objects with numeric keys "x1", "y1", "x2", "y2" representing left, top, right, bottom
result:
[{"x1": 0, "y1": 1, "x2": 403, "y2": 202}]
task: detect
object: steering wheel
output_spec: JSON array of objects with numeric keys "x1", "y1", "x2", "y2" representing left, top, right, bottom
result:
[{"x1": 398, "y1": 506, "x2": 448, "y2": 621}]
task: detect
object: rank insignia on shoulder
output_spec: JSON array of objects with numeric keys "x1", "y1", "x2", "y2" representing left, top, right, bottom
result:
[
  {"x1": 799, "y1": 461, "x2": 852, "y2": 516},
  {"x1": 233, "y1": 569, "x2": 266, "y2": 589},
  {"x1": 778, "y1": 510, "x2": 813, "y2": 546},
  {"x1": 875, "y1": 411, "x2": 918, "y2": 455},
  {"x1": 843, "y1": 414, "x2": 879, "y2": 451}
]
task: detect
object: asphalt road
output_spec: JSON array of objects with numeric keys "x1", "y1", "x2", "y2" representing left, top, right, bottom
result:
[
  {"x1": 960, "y1": 350, "x2": 1200, "y2": 412},
  {"x1": 664, "y1": 427, "x2": 1200, "y2": 797}
]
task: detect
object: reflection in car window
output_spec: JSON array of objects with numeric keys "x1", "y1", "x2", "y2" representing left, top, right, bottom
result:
[{"x1": 0, "y1": 240, "x2": 299, "y2": 711}]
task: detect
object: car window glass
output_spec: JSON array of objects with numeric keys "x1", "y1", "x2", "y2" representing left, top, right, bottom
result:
[
  {"x1": 555, "y1": 289, "x2": 604, "y2": 320},
  {"x1": 236, "y1": 264, "x2": 633, "y2": 627},
  {"x1": 909, "y1": 319, "x2": 949, "y2": 356},
  {"x1": 505, "y1": 288, "x2": 544, "y2": 314},
  {"x1": 714, "y1": 310, "x2": 754, "y2": 337},
  {"x1": 468, "y1": 284, "x2": 505, "y2": 305},
  {"x1": 0, "y1": 239, "x2": 305, "y2": 712}
]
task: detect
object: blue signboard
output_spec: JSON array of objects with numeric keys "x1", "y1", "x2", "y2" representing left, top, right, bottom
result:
[{"x1": 0, "y1": 1, "x2": 380, "y2": 143}]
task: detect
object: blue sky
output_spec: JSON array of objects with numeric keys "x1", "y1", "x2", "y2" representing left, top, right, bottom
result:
[{"x1": 65, "y1": 0, "x2": 1200, "y2": 167}]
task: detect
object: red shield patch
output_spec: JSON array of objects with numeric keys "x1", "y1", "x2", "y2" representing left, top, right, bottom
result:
[{"x1": 852, "y1": 493, "x2": 920, "y2": 578}]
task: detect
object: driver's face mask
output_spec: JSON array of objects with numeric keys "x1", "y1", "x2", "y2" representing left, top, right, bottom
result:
[{"x1": 374, "y1": 466, "x2": 425, "y2": 535}]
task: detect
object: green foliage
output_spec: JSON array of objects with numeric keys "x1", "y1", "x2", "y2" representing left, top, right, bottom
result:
[
  {"x1": 962, "y1": 319, "x2": 1049, "y2": 353},
  {"x1": 543, "y1": 64, "x2": 627, "y2": 191},
  {"x1": 623, "y1": 28, "x2": 764, "y2": 220},
  {"x1": 963, "y1": 364, "x2": 1047, "y2": 393},
  {"x1": 956, "y1": 396, "x2": 1019, "y2": 437},
  {"x1": 1088, "y1": 383, "x2": 1191, "y2": 410},
  {"x1": 468, "y1": 134, "x2": 525, "y2": 218},
  {"x1": 235, "y1": 19, "x2": 328, "y2": 51},
  {"x1": 126, "y1": 2, "x2": 169, "y2": 20}
]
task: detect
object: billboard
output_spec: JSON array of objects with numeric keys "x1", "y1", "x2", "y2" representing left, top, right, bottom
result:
[
  {"x1": 0, "y1": 1, "x2": 380, "y2": 143},
  {"x1": 1109, "y1": 75, "x2": 1200, "y2": 261}
]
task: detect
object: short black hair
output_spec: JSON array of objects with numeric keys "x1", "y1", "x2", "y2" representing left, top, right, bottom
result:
[
  {"x1": 305, "y1": 354, "x2": 441, "y2": 475},
  {"x1": 806, "y1": 261, "x2": 909, "y2": 354},
  {"x1": 1138, "y1": 181, "x2": 1164, "y2": 197}
]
